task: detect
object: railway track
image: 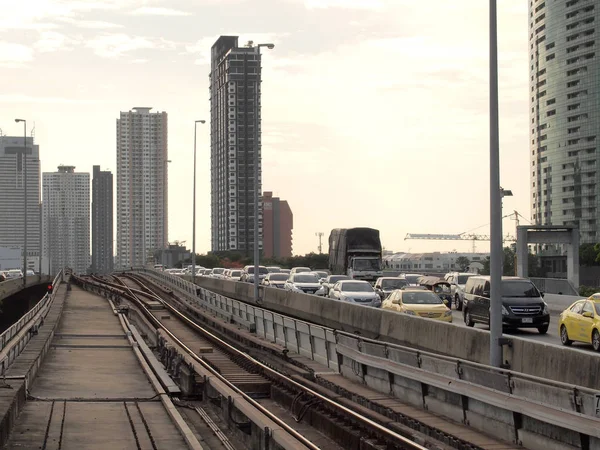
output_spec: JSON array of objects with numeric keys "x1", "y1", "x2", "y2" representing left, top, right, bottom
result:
[
  {"x1": 84, "y1": 273, "x2": 433, "y2": 450},
  {"x1": 85, "y1": 272, "x2": 524, "y2": 450}
]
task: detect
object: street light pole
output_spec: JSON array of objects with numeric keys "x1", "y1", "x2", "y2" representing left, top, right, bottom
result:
[
  {"x1": 193, "y1": 120, "x2": 206, "y2": 286},
  {"x1": 15, "y1": 119, "x2": 27, "y2": 286},
  {"x1": 489, "y1": 0, "x2": 503, "y2": 368},
  {"x1": 253, "y1": 43, "x2": 274, "y2": 301}
]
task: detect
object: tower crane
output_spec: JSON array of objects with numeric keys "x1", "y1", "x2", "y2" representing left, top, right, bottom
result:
[{"x1": 405, "y1": 211, "x2": 525, "y2": 253}]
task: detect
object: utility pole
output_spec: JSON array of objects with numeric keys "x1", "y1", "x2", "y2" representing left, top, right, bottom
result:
[{"x1": 315, "y1": 232, "x2": 324, "y2": 254}]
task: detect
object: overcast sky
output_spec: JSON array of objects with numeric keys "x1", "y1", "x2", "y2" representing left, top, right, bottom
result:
[{"x1": 0, "y1": 0, "x2": 529, "y2": 256}]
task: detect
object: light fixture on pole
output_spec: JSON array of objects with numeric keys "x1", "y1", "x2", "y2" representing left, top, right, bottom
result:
[
  {"x1": 253, "y1": 43, "x2": 275, "y2": 301},
  {"x1": 15, "y1": 119, "x2": 27, "y2": 286},
  {"x1": 193, "y1": 120, "x2": 206, "y2": 286}
]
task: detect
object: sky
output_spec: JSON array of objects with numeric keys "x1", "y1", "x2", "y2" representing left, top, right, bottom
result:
[{"x1": 0, "y1": 0, "x2": 530, "y2": 256}]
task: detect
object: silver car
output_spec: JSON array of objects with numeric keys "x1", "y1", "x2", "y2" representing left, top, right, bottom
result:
[
  {"x1": 262, "y1": 272, "x2": 288, "y2": 288},
  {"x1": 329, "y1": 280, "x2": 381, "y2": 307},
  {"x1": 284, "y1": 273, "x2": 325, "y2": 296},
  {"x1": 321, "y1": 275, "x2": 350, "y2": 296}
]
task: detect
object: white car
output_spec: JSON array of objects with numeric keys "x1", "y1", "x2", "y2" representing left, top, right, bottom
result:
[
  {"x1": 329, "y1": 280, "x2": 381, "y2": 307},
  {"x1": 262, "y1": 272, "x2": 288, "y2": 288},
  {"x1": 290, "y1": 267, "x2": 312, "y2": 275},
  {"x1": 26, "y1": 269, "x2": 35, "y2": 276},
  {"x1": 445, "y1": 272, "x2": 476, "y2": 311},
  {"x1": 284, "y1": 273, "x2": 325, "y2": 296},
  {"x1": 228, "y1": 269, "x2": 243, "y2": 281},
  {"x1": 6, "y1": 269, "x2": 23, "y2": 279},
  {"x1": 321, "y1": 275, "x2": 350, "y2": 296},
  {"x1": 210, "y1": 268, "x2": 226, "y2": 279}
]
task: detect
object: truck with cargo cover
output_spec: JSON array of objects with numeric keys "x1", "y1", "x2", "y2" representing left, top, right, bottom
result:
[{"x1": 328, "y1": 228, "x2": 383, "y2": 282}]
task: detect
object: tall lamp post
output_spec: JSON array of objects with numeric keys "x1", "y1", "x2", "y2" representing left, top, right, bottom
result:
[
  {"x1": 192, "y1": 120, "x2": 206, "y2": 286},
  {"x1": 15, "y1": 119, "x2": 27, "y2": 286},
  {"x1": 488, "y1": 0, "x2": 504, "y2": 367},
  {"x1": 253, "y1": 43, "x2": 274, "y2": 301}
]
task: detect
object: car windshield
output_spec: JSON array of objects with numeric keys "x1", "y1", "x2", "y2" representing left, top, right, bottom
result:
[
  {"x1": 433, "y1": 284, "x2": 451, "y2": 293},
  {"x1": 294, "y1": 268, "x2": 311, "y2": 273},
  {"x1": 402, "y1": 292, "x2": 443, "y2": 304},
  {"x1": 329, "y1": 275, "x2": 349, "y2": 284},
  {"x1": 404, "y1": 275, "x2": 422, "y2": 284},
  {"x1": 457, "y1": 275, "x2": 473, "y2": 284},
  {"x1": 382, "y1": 279, "x2": 408, "y2": 289},
  {"x1": 353, "y1": 259, "x2": 381, "y2": 271},
  {"x1": 230, "y1": 271, "x2": 241, "y2": 276},
  {"x1": 268, "y1": 267, "x2": 280, "y2": 272},
  {"x1": 213, "y1": 268, "x2": 224, "y2": 274},
  {"x1": 269, "y1": 273, "x2": 288, "y2": 281},
  {"x1": 315, "y1": 271, "x2": 328, "y2": 278},
  {"x1": 247, "y1": 267, "x2": 269, "y2": 274},
  {"x1": 341, "y1": 282, "x2": 374, "y2": 293},
  {"x1": 595, "y1": 303, "x2": 600, "y2": 315},
  {"x1": 294, "y1": 274, "x2": 319, "y2": 283},
  {"x1": 502, "y1": 281, "x2": 540, "y2": 297}
]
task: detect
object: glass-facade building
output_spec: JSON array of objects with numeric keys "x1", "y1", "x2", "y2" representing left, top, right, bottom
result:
[
  {"x1": 530, "y1": 0, "x2": 599, "y2": 243},
  {"x1": 209, "y1": 36, "x2": 263, "y2": 255}
]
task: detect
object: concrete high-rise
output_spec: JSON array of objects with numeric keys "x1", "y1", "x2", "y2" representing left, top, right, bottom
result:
[
  {"x1": 92, "y1": 165, "x2": 113, "y2": 274},
  {"x1": 0, "y1": 136, "x2": 40, "y2": 270},
  {"x1": 116, "y1": 107, "x2": 168, "y2": 269},
  {"x1": 530, "y1": 1, "x2": 599, "y2": 242},
  {"x1": 210, "y1": 36, "x2": 263, "y2": 255},
  {"x1": 42, "y1": 165, "x2": 90, "y2": 274},
  {"x1": 262, "y1": 191, "x2": 293, "y2": 258}
]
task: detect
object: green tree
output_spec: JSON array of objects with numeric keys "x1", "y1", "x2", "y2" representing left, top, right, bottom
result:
[
  {"x1": 480, "y1": 247, "x2": 545, "y2": 277},
  {"x1": 580, "y1": 243, "x2": 600, "y2": 266},
  {"x1": 455, "y1": 256, "x2": 470, "y2": 271}
]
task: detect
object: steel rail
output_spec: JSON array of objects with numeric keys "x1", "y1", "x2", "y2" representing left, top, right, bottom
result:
[
  {"x1": 120, "y1": 274, "x2": 428, "y2": 450},
  {"x1": 91, "y1": 275, "x2": 318, "y2": 450}
]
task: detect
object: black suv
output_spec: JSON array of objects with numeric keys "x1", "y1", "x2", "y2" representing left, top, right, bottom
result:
[{"x1": 463, "y1": 276, "x2": 550, "y2": 334}]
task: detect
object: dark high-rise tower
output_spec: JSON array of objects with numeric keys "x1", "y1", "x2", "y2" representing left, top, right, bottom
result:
[
  {"x1": 92, "y1": 165, "x2": 113, "y2": 274},
  {"x1": 210, "y1": 36, "x2": 263, "y2": 255},
  {"x1": 529, "y1": 0, "x2": 599, "y2": 242}
]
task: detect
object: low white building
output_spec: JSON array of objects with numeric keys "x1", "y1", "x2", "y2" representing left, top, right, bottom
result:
[{"x1": 382, "y1": 251, "x2": 489, "y2": 273}]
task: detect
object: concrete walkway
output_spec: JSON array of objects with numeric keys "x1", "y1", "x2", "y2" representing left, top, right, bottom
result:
[{"x1": 4, "y1": 285, "x2": 188, "y2": 450}]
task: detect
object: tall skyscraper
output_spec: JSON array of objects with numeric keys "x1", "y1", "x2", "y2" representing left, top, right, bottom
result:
[
  {"x1": 42, "y1": 165, "x2": 90, "y2": 274},
  {"x1": 529, "y1": 1, "x2": 599, "y2": 242},
  {"x1": 210, "y1": 36, "x2": 263, "y2": 255},
  {"x1": 0, "y1": 136, "x2": 40, "y2": 270},
  {"x1": 262, "y1": 191, "x2": 293, "y2": 258},
  {"x1": 116, "y1": 107, "x2": 168, "y2": 269},
  {"x1": 92, "y1": 165, "x2": 113, "y2": 274}
]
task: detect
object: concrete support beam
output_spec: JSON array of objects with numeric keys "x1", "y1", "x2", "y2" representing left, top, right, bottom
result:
[
  {"x1": 516, "y1": 227, "x2": 528, "y2": 278},
  {"x1": 567, "y1": 228, "x2": 580, "y2": 289}
]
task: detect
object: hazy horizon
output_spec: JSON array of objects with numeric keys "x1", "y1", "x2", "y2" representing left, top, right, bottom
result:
[{"x1": 0, "y1": 0, "x2": 530, "y2": 256}]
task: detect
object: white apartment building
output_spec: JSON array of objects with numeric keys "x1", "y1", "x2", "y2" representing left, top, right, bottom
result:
[
  {"x1": 0, "y1": 136, "x2": 40, "y2": 271},
  {"x1": 116, "y1": 107, "x2": 168, "y2": 269},
  {"x1": 383, "y1": 252, "x2": 490, "y2": 273},
  {"x1": 42, "y1": 165, "x2": 90, "y2": 274}
]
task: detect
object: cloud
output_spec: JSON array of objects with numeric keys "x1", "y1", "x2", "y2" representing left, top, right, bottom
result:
[
  {"x1": 85, "y1": 33, "x2": 159, "y2": 58},
  {"x1": 0, "y1": 94, "x2": 102, "y2": 104},
  {"x1": 57, "y1": 17, "x2": 124, "y2": 29},
  {"x1": 131, "y1": 6, "x2": 191, "y2": 16},
  {"x1": 303, "y1": 0, "x2": 384, "y2": 9},
  {"x1": 34, "y1": 31, "x2": 77, "y2": 53},
  {"x1": 0, "y1": 42, "x2": 33, "y2": 68}
]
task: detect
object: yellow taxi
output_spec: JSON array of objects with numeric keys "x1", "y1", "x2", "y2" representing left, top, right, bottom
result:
[
  {"x1": 382, "y1": 288, "x2": 452, "y2": 322},
  {"x1": 558, "y1": 293, "x2": 600, "y2": 350}
]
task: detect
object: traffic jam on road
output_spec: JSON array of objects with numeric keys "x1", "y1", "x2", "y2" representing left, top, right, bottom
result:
[{"x1": 164, "y1": 227, "x2": 600, "y2": 351}]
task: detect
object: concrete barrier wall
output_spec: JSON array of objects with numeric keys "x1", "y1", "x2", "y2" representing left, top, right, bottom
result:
[
  {"x1": 0, "y1": 276, "x2": 52, "y2": 302},
  {"x1": 191, "y1": 276, "x2": 600, "y2": 389}
]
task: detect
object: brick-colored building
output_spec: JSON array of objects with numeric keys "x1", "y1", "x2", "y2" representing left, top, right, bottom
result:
[{"x1": 262, "y1": 192, "x2": 293, "y2": 258}]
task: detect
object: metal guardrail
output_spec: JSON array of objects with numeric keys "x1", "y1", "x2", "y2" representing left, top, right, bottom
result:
[
  {"x1": 0, "y1": 270, "x2": 63, "y2": 375},
  {"x1": 133, "y1": 268, "x2": 600, "y2": 448}
]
